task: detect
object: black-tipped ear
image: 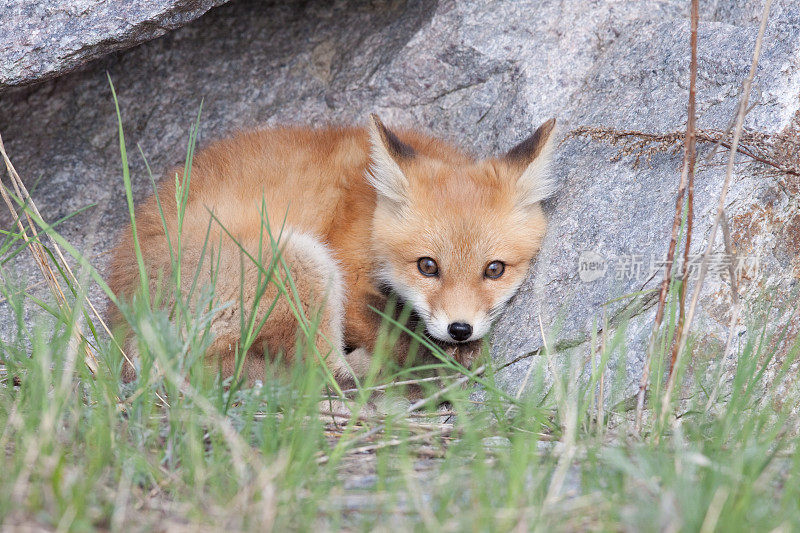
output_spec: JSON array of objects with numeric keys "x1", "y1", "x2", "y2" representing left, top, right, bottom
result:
[
  {"x1": 367, "y1": 114, "x2": 413, "y2": 204},
  {"x1": 504, "y1": 118, "x2": 558, "y2": 207},
  {"x1": 504, "y1": 117, "x2": 556, "y2": 165},
  {"x1": 370, "y1": 114, "x2": 416, "y2": 160}
]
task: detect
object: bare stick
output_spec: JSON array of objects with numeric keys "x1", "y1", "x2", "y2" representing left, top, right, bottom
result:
[
  {"x1": 659, "y1": 0, "x2": 773, "y2": 429},
  {"x1": 0, "y1": 134, "x2": 138, "y2": 372},
  {"x1": 316, "y1": 409, "x2": 459, "y2": 421},
  {"x1": 669, "y1": 0, "x2": 699, "y2": 376},
  {"x1": 634, "y1": 0, "x2": 699, "y2": 432}
]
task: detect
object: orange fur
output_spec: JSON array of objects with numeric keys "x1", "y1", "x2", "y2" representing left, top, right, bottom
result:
[{"x1": 107, "y1": 117, "x2": 556, "y2": 384}]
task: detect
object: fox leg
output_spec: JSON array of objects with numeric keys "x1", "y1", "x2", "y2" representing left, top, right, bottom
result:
[
  {"x1": 202, "y1": 230, "x2": 360, "y2": 384},
  {"x1": 118, "y1": 230, "x2": 358, "y2": 385}
]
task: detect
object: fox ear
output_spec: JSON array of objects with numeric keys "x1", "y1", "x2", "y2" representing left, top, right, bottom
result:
[
  {"x1": 367, "y1": 114, "x2": 415, "y2": 204},
  {"x1": 504, "y1": 118, "x2": 557, "y2": 207}
]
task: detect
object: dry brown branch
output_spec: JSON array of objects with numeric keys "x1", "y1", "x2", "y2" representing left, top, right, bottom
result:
[
  {"x1": 670, "y1": 0, "x2": 699, "y2": 377},
  {"x1": 567, "y1": 127, "x2": 800, "y2": 178},
  {"x1": 0, "y1": 278, "x2": 47, "y2": 306},
  {"x1": 633, "y1": 0, "x2": 699, "y2": 433},
  {"x1": 658, "y1": 0, "x2": 774, "y2": 431}
]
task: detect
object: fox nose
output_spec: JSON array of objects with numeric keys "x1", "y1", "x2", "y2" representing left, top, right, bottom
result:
[{"x1": 448, "y1": 322, "x2": 473, "y2": 342}]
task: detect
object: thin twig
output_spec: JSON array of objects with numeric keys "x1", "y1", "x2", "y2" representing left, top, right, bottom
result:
[
  {"x1": 634, "y1": 0, "x2": 699, "y2": 432},
  {"x1": 719, "y1": 217, "x2": 740, "y2": 307},
  {"x1": 503, "y1": 328, "x2": 541, "y2": 417},
  {"x1": 316, "y1": 409, "x2": 459, "y2": 421},
  {"x1": 705, "y1": 299, "x2": 741, "y2": 412},
  {"x1": 702, "y1": 216, "x2": 743, "y2": 410},
  {"x1": 669, "y1": 0, "x2": 699, "y2": 376}
]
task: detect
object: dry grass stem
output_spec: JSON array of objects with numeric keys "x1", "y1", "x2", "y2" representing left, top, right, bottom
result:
[
  {"x1": 0, "y1": 132, "x2": 99, "y2": 374},
  {"x1": 670, "y1": 0, "x2": 699, "y2": 376},
  {"x1": 541, "y1": 314, "x2": 578, "y2": 507},
  {"x1": 597, "y1": 309, "x2": 607, "y2": 433}
]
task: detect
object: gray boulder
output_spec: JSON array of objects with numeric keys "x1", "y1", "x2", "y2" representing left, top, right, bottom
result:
[
  {"x1": 0, "y1": 0, "x2": 229, "y2": 90},
  {"x1": 1, "y1": 0, "x2": 798, "y2": 402}
]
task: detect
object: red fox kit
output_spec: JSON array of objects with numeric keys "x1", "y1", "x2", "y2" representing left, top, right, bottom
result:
[{"x1": 108, "y1": 115, "x2": 556, "y2": 384}]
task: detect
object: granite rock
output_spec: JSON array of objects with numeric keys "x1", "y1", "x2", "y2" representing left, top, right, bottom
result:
[{"x1": 0, "y1": 0, "x2": 230, "y2": 90}]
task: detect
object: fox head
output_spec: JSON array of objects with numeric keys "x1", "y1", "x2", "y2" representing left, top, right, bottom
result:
[{"x1": 367, "y1": 114, "x2": 557, "y2": 344}]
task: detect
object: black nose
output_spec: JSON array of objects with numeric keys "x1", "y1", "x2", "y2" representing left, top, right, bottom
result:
[{"x1": 448, "y1": 322, "x2": 473, "y2": 341}]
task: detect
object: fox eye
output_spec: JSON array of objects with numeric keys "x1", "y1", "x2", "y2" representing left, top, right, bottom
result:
[
  {"x1": 484, "y1": 261, "x2": 505, "y2": 279},
  {"x1": 417, "y1": 257, "x2": 439, "y2": 277}
]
